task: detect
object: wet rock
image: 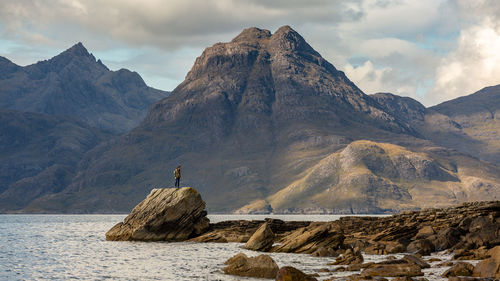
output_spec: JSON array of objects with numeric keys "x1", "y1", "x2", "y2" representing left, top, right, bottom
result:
[
  {"x1": 245, "y1": 222, "x2": 274, "y2": 251},
  {"x1": 360, "y1": 261, "x2": 423, "y2": 277},
  {"x1": 454, "y1": 247, "x2": 490, "y2": 260},
  {"x1": 223, "y1": 253, "x2": 278, "y2": 279},
  {"x1": 192, "y1": 219, "x2": 309, "y2": 243},
  {"x1": 346, "y1": 262, "x2": 374, "y2": 271},
  {"x1": 442, "y1": 262, "x2": 474, "y2": 277},
  {"x1": 472, "y1": 246, "x2": 500, "y2": 278},
  {"x1": 403, "y1": 254, "x2": 430, "y2": 269},
  {"x1": 275, "y1": 266, "x2": 318, "y2": 281},
  {"x1": 331, "y1": 247, "x2": 364, "y2": 265},
  {"x1": 407, "y1": 239, "x2": 435, "y2": 256},
  {"x1": 312, "y1": 246, "x2": 339, "y2": 257},
  {"x1": 105, "y1": 187, "x2": 209, "y2": 241}
]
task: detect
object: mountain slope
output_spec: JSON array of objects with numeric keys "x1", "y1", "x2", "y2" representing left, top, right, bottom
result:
[
  {"x1": 372, "y1": 87, "x2": 500, "y2": 165},
  {"x1": 9, "y1": 26, "x2": 500, "y2": 213},
  {"x1": 25, "y1": 26, "x2": 485, "y2": 213},
  {"x1": 237, "y1": 140, "x2": 500, "y2": 213},
  {"x1": 0, "y1": 109, "x2": 108, "y2": 212},
  {"x1": 430, "y1": 85, "x2": 500, "y2": 164},
  {"x1": 0, "y1": 43, "x2": 169, "y2": 133}
]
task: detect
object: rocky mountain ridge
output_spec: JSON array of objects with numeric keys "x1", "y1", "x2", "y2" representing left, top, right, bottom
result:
[
  {"x1": 0, "y1": 42, "x2": 169, "y2": 133},
  {"x1": 1, "y1": 26, "x2": 500, "y2": 213},
  {"x1": 21, "y1": 26, "x2": 500, "y2": 214}
]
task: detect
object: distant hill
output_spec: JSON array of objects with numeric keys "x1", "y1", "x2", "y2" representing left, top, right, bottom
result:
[
  {"x1": 21, "y1": 26, "x2": 499, "y2": 214},
  {"x1": 0, "y1": 43, "x2": 169, "y2": 133}
]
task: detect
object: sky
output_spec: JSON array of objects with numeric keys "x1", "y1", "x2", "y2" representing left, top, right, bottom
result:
[{"x1": 1, "y1": 0, "x2": 499, "y2": 106}]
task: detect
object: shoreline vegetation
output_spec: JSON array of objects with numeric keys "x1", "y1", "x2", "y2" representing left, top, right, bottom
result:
[{"x1": 105, "y1": 187, "x2": 500, "y2": 280}]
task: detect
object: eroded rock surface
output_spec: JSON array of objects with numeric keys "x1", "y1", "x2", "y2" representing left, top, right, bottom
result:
[{"x1": 105, "y1": 187, "x2": 209, "y2": 241}]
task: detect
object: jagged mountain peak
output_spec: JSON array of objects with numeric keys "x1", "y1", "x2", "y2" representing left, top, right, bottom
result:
[{"x1": 231, "y1": 27, "x2": 271, "y2": 43}]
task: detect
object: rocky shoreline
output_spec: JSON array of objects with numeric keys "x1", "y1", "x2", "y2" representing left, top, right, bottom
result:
[{"x1": 106, "y1": 187, "x2": 500, "y2": 280}]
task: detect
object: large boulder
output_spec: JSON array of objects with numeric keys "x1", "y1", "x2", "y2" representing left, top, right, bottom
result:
[
  {"x1": 223, "y1": 253, "x2": 279, "y2": 279},
  {"x1": 105, "y1": 187, "x2": 209, "y2": 241},
  {"x1": 245, "y1": 222, "x2": 275, "y2": 251},
  {"x1": 275, "y1": 266, "x2": 318, "y2": 281},
  {"x1": 472, "y1": 246, "x2": 500, "y2": 278}
]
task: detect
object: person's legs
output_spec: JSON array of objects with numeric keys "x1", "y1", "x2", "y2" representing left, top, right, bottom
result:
[{"x1": 175, "y1": 178, "x2": 180, "y2": 188}]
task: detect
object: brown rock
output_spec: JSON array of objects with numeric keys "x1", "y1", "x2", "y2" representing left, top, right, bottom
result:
[
  {"x1": 275, "y1": 266, "x2": 318, "y2": 281},
  {"x1": 392, "y1": 277, "x2": 416, "y2": 281},
  {"x1": 415, "y1": 225, "x2": 435, "y2": 239},
  {"x1": 407, "y1": 239, "x2": 435, "y2": 256},
  {"x1": 472, "y1": 246, "x2": 500, "y2": 278},
  {"x1": 223, "y1": 253, "x2": 278, "y2": 278},
  {"x1": 105, "y1": 187, "x2": 209, "y2": 241},
  {"x1": 403, "y1": 254, "x2": 430, "y2": 269},
  {"x1": 331, "y1": 247, "x2": 364, "y2": 265},
  {"x1": 448, "y1": 277, "x2": 496, "y2": 281},
  {"x1": 271, "y1": 222, "x2": 344, "y2": 254},
  {"x1": 360, "y1": 263, "x2": 423, "y2": 277},
  {"x1": 442, "y1": 262, "x2": 474, "y2": 277},
  {"x1": 245, "y1": 222, "x2": 275, "y2": 251}
]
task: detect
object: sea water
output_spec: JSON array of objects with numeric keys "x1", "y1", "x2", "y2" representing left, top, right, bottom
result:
[{"x1": 0, "y1": 214, "x2": 460, "y2": 281}]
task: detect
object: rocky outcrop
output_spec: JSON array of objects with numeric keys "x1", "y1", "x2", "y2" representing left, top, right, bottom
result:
[
  {"x1": 105, "y1": 187, "x2": 209, "y2": 241},
  {"x1": 223, "y1": 253, "x2": 278, "y2": 279},
  {"x1": 472, "y1": 246, "x2": 500, "y2": 278},
  {"x1": 271, "y1": 222, "x2": 345, "y2": 254},
  {"x1": 276, "y1": 266, "x2": 318, "y2": 281},
  {"x1": 191, "y1": 219, "x2": 309, "y2": 243},
  {"x1": 244, "y1": 222, "x2": 275, "y2": 251}
]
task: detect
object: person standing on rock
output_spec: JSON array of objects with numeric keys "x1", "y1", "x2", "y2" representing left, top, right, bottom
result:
[{"x1": 174, "y1": 165, "x2": 181, "y2": 188}]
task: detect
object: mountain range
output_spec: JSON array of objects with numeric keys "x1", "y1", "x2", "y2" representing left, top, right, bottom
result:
[{"x1": 0, "y1": 26, "x2": 499, "y2": 213}]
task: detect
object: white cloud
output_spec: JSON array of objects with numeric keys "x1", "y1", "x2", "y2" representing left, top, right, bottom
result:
[
  {"x1": 428, "y1": 0, "x2": 500, "y2": 104},
  {"x1": 0, "y1": 0, "x2": 498, "y2": 104}
]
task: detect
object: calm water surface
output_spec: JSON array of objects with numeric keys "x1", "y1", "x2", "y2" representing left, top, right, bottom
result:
[{"x1": 0, "y1": 214, "x2": 455, "y2": 281}]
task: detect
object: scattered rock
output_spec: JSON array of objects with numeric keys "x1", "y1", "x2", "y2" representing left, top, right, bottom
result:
[
  {"x1": 442, "y1": 262, "x2": 474, "y2": 277},
  {"x1": 403, "y1": 254, "x2": 430, "y2": 269},
  {"x1": 472, "y1": 246, "x2": 500, "y2": 278},
  {"x1": 105, "y1": 188, "x2": 209, "y2": 241},
  {"x1": 223, "y1": 253, "x2": 278, "y2": 279},
  {"x1": 360, "y1": 262, "x2": 423, "y2": 277},
  {"x1": 275, "y1": 266, "x2": 318, "y2": 281},
  {"x1": 427, "y1": 258, "x2": 441, "y2": 262},
  {"x1": 245, "y1": 222, "x2": 275, "y2": 251},
  {"x1": 438, "y1": 261, "x2": 455, "y2": 267},
  {"x1": 331, "y1": 247, "x2": 364, "y2": 265},
  {"x1": 392, "y1": 277, "x2": 416, "y2": 281},
  {"x1": 407, "y1": 239, "x2": 435, "y2": 256}
]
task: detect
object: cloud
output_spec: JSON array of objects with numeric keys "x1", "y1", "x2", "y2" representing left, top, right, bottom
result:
[
  {"x1": 0, "y1": 0, "x2": 498, "y2": 104},
  {"x1": 428, "y1": 0, "x2": 500, "y2": 104}
]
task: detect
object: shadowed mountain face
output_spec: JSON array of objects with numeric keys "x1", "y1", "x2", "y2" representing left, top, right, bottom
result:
[
  {"x1": 27, "y1": 26, "x2": 499, "y2": 213},
  {"x1": 0, "y1": 109, "x2": 108, "y2": 212},
  {"x1": 0, "y1": 43, "x2": 169, "y2": 133}
]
